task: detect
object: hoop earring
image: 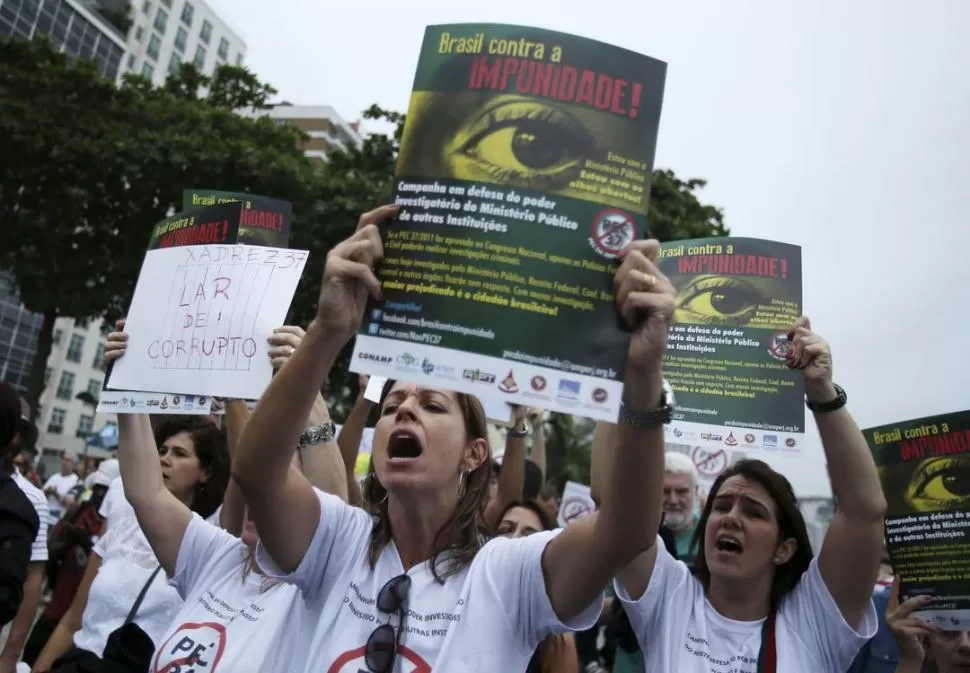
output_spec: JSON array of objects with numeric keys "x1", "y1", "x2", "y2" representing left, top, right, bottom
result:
[{"x1": 458, "y1": 470, "x2": 468, "y2": 497}]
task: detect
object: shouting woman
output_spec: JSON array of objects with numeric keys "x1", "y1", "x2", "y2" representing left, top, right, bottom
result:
[
  {"x1": 232, "y1": 204, "x2": 678, "y2": 672},
  {"x1": 611, "y1": 317, "x2": 884, "y2": 672}
]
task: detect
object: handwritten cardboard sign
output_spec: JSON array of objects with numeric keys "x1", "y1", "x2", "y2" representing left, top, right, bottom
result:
[{"x1": 108, "y1": 243, "x2": 308, "y2": 399}]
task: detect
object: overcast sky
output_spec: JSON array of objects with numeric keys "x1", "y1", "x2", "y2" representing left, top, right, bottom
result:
[{"x1": 207, "y1": 0, "x2": 970, "y2": 497}]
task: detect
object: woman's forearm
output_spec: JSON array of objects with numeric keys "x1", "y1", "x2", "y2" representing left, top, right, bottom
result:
[
  {"x1": 117, "y1": 414, "x2": 165, "y2": 508},
  {"x1": 32, "y1": 620, "x2": 78, "y2": 672},
  {"x1": 221, "y1": 400, "x2": 252, "y2": 535},
  {"x1": 300, "y1": 393, "x2": 349, "y2": 502},
  {"x1": 233, "y1": 320, "x2": 342, "y2": 492},
  {"x1": 530, "y1": 415, "x2": 546, "y2": 478},
  {"x1": 601, "y1": 370, "x2": 667, "y2": 560}
]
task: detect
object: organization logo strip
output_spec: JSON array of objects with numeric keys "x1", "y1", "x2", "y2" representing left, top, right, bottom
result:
[
  {"x1": 351, "y1": 334, "x2": 623, "y2": 422},
  {"x1": 666, "y1": 419, "x2": 804, "y2": 456}
]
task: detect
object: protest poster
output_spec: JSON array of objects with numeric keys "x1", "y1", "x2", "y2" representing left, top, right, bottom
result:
[
  {"x1": 98, "y1": 202, "x2": 247, "y2": 414},
  {"x1": 656, "y1": 237, "x2": 804, "y2": 454},
  {"x1": 865, "y1": 410, "x2": 970, "y2": 630},
  {"x1": 557, "y1": 481, "x2": 594, "y2": 527},
  {"x1": 107, "y1": 202, "x2": 309, "y2": 399},
  {"x1": 182, "y1": 188, "x2": 292, "y2": 247},
  {"x1": 348, "y1": 23, "x2": 667, "y2": 422}
]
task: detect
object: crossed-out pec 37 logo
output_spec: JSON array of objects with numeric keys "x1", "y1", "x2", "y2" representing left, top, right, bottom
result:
[
  {"x1": 589, "y1": 209, "x2": 636, "y2": 259},
  {"x1": 561, "y1": 497, "x2": 592, "y2": 524},
  {"x1": 767, "y1": 331, "x2": 791, "y2": 361}
]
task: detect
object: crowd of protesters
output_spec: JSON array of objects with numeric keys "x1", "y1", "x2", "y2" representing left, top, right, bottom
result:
[{"x1": 0, "y1": 205, "x2": 960, "y2": 673}]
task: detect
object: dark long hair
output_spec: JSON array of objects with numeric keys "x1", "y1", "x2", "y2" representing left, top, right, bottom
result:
[
  {"x1": 154, "y1": 417, "x2": 229, "y2": 519},
  {"x1": 362, "y1": 379, "x2": 492, "y2": 583},
  {"x1": 691, "y1": 459, "x2": 814, "y2": 610}
]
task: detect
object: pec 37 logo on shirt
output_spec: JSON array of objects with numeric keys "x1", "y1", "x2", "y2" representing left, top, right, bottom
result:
[
  {"x1": 327, "y1": 644, "x2": 430, "y2": 673},
  {"x1": 153, "y1": 622, "x2": 227, "y2": 673}
]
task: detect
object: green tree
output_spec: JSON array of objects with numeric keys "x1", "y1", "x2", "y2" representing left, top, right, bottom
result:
[
  {"x1": 291, "y1": 105, "x2": 729, "y2": 471},
  {"x1": 0, "y1": 37, "x2": 319, "y2": 419}
]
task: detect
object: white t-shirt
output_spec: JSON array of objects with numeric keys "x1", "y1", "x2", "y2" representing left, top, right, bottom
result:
[
  {"x1": 75, "y1": 483, "x2": 183, "y2": 656},
  {"x1": 256, "y1": 489, "x2": 602, "y2": 673},
  {"x1": 153, "y1": 517, "x2": 303, "y2": 673},
  {"x1": 14, "y1": 470, "x2": 49, "y2": 562},
  {"x1": 100, "y1": 476, "x2": 221, "y2": 527},
  {"x1": 615, "y1": 537, "x2": 877, "y2": 673},
  {"x1": 42, "y1": 472, "x2": 78, "y2": 524}
]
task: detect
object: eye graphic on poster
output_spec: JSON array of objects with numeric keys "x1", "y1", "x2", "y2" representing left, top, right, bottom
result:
[
  {"x1": 153, "y1": 622, "x2": 227, "y2": 673},
  {"x1": 327, "y1": 644, "x2": 431, "y2": 673}
]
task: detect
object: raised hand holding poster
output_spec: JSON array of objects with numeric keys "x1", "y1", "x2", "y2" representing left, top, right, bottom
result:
[{"x1": 350, "y1": 24, "x2": 667, "y2": 422}]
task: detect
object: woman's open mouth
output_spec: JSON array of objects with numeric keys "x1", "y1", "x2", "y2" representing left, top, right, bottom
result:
[{"x1": 387, "y1": 428, "x2": 424, "y2": 463}]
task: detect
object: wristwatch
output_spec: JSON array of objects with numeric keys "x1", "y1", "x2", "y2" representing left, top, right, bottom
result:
[
  {"x1": 298, "y1": 421, "x2": 336, "y2": 449},
  {"x1": 619, "y1": 379, "x2": 676, "y2": 428},
  {"x1": 806, "y1": 384, "x2": 847, "y2": 413}
]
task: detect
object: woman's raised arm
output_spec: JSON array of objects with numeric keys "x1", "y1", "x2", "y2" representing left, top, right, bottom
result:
[
  {"x1": 104, "y1": 322, "x2": 192, "y2": 576},
  {"x1": 795, "y1": 317, "x2": 887, "y2": 628},
  {"x1": 232, "y1": 205, "x2": 395, "y2": 573},
  {"x1": 541, "y1": 238, "x2": 673, "y2": 621}
]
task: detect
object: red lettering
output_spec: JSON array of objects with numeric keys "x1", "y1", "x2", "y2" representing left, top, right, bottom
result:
[
  {"x1": 467, "y1": 56, "x2": 641, "y2": 118},
  {"x1": 242, "y1": 338, "x2": 257, "y2": 358},
  {"x1": 677, "y1": 255, "x2": 788, "y2": 278}
]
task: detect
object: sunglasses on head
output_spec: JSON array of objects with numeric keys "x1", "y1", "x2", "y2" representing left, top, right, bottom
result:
[{"x1": 365, "y1": 573, "x2": 411, "y2": 673}]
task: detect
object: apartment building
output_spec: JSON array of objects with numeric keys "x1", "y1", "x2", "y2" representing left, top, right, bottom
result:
[
  {"x1": 241, "y1": 104, "x2": 363, "y2": 162},
  {"x1": 35, "y1": 317, "x2": 116, "y2": 472},
  {"x1": 125, "y1": 0, "x2": 245, "y2": 85},
  {"x1": 0, "y1": 0, "x2": 128, "y2": 79}
]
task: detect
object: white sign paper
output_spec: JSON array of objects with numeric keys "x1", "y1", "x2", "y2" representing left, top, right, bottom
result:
[
  {"x1": 97, "y1": 389, "x2": 213, "y2": 415},
  {"x1": 557, "y1": 481, "x2": 595, "y2": 527},
  {"x1": 108, "y1": 244, "x2": 308, "y2": 399},
  {"x1": 363, "y1": 376, "x2": 387, "y2": 404}
]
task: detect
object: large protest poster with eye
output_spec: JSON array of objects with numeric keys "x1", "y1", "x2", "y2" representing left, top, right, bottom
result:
[
  {"x1": 349, "y1": 23, "x2": 667, "y2": 422},
  {"x1": 656, "y1": 237, "x2": 804, "y2": 454},
  {"x1": 865, "y1": 411, "x2": 970, "y2": 631}
]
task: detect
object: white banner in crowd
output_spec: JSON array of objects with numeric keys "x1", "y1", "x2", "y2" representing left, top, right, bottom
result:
[
  {"x1": 109, "y1": 244, "x2": 308, "y2": 400},
  {"x1": 557, "y1": 481, "x2": 595, "y2": 528}
]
